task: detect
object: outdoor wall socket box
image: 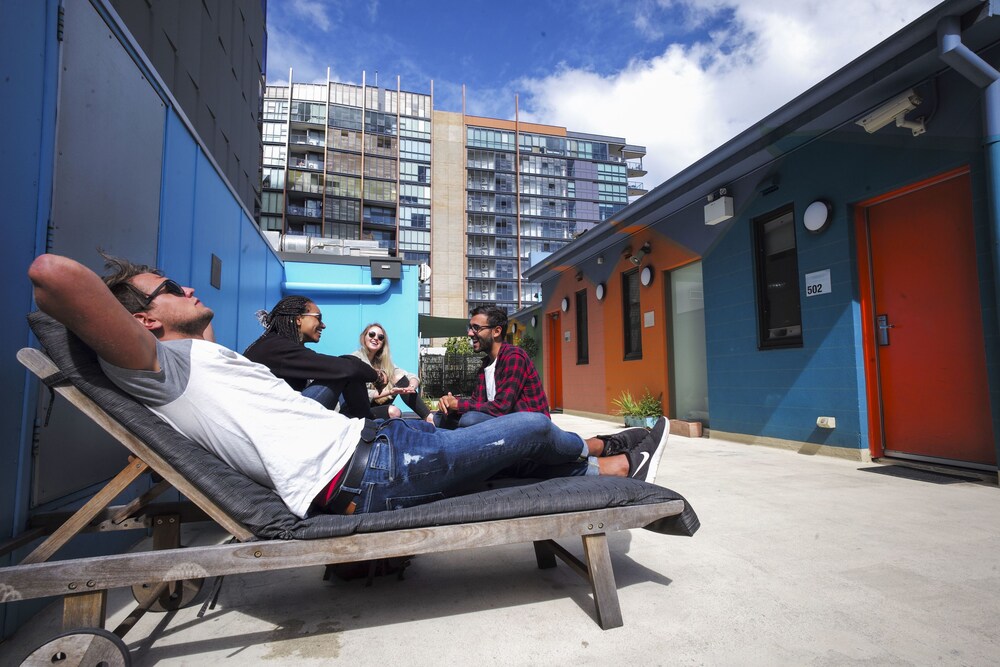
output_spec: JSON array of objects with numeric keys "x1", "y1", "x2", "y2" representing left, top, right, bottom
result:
[
  {"x1": 370, "y1": 258, "x2": 401, "y2": 280},
  {"x1": 816, "y1": 416, "x2": 836, "y2": 429}
]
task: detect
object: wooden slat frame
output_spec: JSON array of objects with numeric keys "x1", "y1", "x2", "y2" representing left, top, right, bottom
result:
[{"x1": 0, "y1": 501, "x2": 682, "y2": 601}]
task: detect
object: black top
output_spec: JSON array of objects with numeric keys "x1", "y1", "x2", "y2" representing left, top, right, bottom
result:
[{"x1": 243, "y1": 333, "x2": 378, "y2": 391}]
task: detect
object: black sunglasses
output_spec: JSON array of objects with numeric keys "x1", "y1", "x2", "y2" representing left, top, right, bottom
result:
[
  {"x1": 468, "y1": 323, "x2": 495, "y2": 334},
  {"x1": 367, "y1": 331, "x2": 385, "y2": 341},
  {"x1": 124, "y1": 279, "x2": 186, "y2": 309}
]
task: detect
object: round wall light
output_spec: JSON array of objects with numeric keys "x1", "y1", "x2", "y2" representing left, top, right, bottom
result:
[
  {"x1": 640, "y1": 266, "x2": 654, "y2": 286},
  {"x1": 803, "y1": 200, "x2": 832, "y2": 234},
  {"x1": 595, "y1": 282, "x2": 606, "y2": 301},
  {"x1": 530, "y1": 315, "x2": 537, "y2": 328},
  {"x1": 561, "y1": 297, "x2": 570, "y2": 312}
]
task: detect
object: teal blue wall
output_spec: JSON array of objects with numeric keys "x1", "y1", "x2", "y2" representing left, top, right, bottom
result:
[
  {"x1": 280, "y1": 261, "x2": 421, "y2": 394},
  {"x1": 703, "y1": 67, "x2": 997, "y2": 451}
]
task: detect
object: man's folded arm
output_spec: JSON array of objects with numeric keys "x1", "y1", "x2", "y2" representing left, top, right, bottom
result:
[{"x1": 28, "y1": 254, "x2": 159, "y2": 372}]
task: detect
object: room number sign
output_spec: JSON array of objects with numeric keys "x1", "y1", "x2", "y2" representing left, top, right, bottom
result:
[{"x1": 804, "y1": 269, "x2": 831, "y2": 297}]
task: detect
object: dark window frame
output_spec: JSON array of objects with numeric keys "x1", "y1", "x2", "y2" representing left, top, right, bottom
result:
[
  {"x1": 575, "y1": 288, "x2": 589, "y2": 364},
  {"x1": 752, "y1": 205, "x2": 803, "y2": 349},
  {"x1": 622, "y1": 268, "x2": 643, "y2": 360}
]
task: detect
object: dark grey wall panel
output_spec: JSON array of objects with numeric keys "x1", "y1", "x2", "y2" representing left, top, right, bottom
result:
[
  {"x1": 110, "y1": 0, "x2": 266, "y2": 215},
  {"x1": 50, "y1": 0, "x2": 164, "y2": 269}
]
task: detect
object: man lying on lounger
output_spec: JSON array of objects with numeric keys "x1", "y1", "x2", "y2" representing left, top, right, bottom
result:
[{"x1": 28, "y1": 253, "x2": 668, "y2": 519}]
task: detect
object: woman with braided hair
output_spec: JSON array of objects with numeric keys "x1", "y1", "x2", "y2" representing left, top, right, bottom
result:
[{"x1": 243, "y1": 295, "x2": 379, "y2": 418}]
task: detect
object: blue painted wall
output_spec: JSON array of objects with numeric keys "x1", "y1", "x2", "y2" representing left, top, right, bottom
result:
[
  {"x1": 0, "y1": 0, "x2": 285, "y2": 638},
  {"x1": 703, "y1": 66, "x2": 996, "y2": 451},
  {"x1": 0, "y1": 0, "x2": 59, "y2": 637},
  {"x1": 280, "y1": 260, "x2": 421, "y2": 408}
]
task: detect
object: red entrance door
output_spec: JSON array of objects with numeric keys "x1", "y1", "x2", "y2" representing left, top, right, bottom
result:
[
  {"x1": 858, "y1": 169, "x2": 995, "y2": 466},
  {"x1": 546, "y1": 311, "x2": 563, "y2": 409}
]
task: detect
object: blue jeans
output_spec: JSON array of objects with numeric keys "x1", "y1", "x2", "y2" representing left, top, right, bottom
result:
[
  {"x1": 345, "y1": 412, "x2": 591, "y2": 513},
  {"x1": 302, "y1": 380, "x2": 373, "y2": 419}
]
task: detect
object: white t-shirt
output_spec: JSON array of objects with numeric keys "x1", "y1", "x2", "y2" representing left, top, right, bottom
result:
[
  {"x1": 484, "y1": 356, "x2": 498, "y2": 402},
  {"x1": 100, "y1": 338, "x2": 365, "y2": 518}
]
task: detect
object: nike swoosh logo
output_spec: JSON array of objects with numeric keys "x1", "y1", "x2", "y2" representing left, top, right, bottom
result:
[{"x1": 632, "y1": 452, "x2": 650, "y2": 477}]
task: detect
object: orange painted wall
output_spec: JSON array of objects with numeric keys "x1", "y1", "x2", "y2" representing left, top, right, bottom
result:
[
  {"x1": 545, "y1": 271, "x2": 607, "y2": 413},
  {"x1": 544, "y1": 231, "x2": 699, "y2": 416}
]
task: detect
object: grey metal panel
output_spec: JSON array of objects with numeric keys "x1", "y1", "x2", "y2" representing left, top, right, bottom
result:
[
  {"x1": 37, "y1": 0, "x2": 165, "y2": 504},
  {"x1": 49, "y1": 0, "x2": 164, "y2": 269}
]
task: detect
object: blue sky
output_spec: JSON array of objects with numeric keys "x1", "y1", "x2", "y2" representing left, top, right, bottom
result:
[{"x1": 266, "y1": 0, "x2": 940, "y2": 187}]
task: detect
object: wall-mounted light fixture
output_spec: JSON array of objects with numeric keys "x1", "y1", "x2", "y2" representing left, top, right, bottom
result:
[
  {"x1": 856, "y1": 89, "x2": 925, "y2": 136},
  {"x1": 575, "y1": 270, "x2": 584, "y2": 281},
  {"x1": 704, "y1": 187, "x2": 734, "y2": 225},
  {"x1": 640, "y1": 266, "x2": 654, "y2": 286},
  {"x1": 803, "y1": 200, "x2": 833, "y2": 234},
  {"x1": 595, "y1": 282, "x2": 606, "y2": 301},
  {"x1": 511, "y1": 323, "x2": 518, "y2": 334},
  {"x1": 628, "y1": 242, "x2": 651, "y2": 266},
  {"x1": 561, "y1": 297, "x2": 570, "y2": 312},
  {"x1": 531, "y1": 315, "x2": 537, "y2": 327}
]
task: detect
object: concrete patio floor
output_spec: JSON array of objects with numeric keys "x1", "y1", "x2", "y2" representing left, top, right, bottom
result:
[{"x1": 2, "y1": 414, "x2": 998, "y2": 665}]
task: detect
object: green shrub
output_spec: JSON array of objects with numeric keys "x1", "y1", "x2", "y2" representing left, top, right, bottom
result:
[
  {"x1": 444, "y1": 336, "x2": 473, "y2": 356},
  {"x1": 612, "y1": 389, "x2": 662, "y2": 417},
  {"x1": 518, "y1": 333, "x2": 539, "y2": 358}
]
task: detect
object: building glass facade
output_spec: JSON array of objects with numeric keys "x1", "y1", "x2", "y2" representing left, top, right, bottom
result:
[{"x1": 260, "y1": 76, "x2": 646, "y2": 318}]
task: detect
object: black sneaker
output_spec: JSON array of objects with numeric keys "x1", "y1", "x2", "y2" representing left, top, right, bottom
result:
[
  {"x1": 596, "y1": 427, "x2": 649, "y2": 457},
  {"x1": 625, "y1": 417, "x2": 668, "y2": 482}
]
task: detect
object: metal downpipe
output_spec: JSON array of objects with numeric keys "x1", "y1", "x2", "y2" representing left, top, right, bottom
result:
[
  {"x1": 938, "y1": 15, "x2": 1000, "y2": 336},
  {"x1": 281, "y1": 278, "x2": 392, "y2": 295}
]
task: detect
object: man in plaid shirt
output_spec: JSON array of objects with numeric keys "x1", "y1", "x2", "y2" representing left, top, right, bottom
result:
[{"x1": 433, "y1": 305, "x2": 549, "y2": 428}]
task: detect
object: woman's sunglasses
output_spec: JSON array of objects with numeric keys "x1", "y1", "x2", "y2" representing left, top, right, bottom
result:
[{"x1": 367, "y1": 331, "x2": 385, "y2": 341}]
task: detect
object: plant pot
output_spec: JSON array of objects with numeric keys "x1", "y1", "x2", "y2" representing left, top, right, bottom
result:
[{"x1": 623, "y1": 416, "x2": 659, "y2": 429}]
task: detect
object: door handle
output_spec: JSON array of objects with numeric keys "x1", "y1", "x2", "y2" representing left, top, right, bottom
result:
[{"x1": 876, "y1": 314, "x2": 895, "y2": 346}]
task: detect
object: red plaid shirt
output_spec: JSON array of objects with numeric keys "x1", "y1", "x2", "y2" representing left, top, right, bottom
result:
[{"x1": 455, "y1": 343, "x2": 550, "y2": 417}]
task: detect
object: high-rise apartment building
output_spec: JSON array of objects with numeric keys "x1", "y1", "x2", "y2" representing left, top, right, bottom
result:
[{"x1": 260, "y1": 74, "x2": 646, "y2": 318}]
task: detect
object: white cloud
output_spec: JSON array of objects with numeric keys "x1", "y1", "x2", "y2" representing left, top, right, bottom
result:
[
  {"x1": 289, "y1": 0, "x2": 333, "y2": 32},
  {"x1": 518, "y1": 0, "x2": 941, "y2": 188}
]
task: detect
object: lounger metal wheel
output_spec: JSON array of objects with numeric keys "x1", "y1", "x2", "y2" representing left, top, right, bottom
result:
[
  {"x1": 20, "y1": 627, "x2": 131, "y2": 667},
  {"x1": 131, "y1": 577, "x2": 204, "y2": 612}
]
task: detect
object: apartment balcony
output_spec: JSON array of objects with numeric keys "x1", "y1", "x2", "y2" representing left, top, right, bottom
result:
[
  {"x1": 287, "y1": 204, "x2": 322, "y2": 219},
  {"x1": 626, "y1": 159, "x2": 647, "y2": 177},
  {"x1": 290, "y1": 134, "x2": 325, "y2": 148},
  {"x1": 628, "y1": 181, "x2": 648, "y2": 196},
  {"x1": 289, "y1": 113, "x2": 326, "y2": 126},
  {"x1": 468, "y1": 245, "x2": 516, "y2": 258},
  {"x1": 286, "y1": 181, "x2": 325, "y2": 194},
  {"x1": 289, "y1": 157, "x2": 323, "y2": 171}
]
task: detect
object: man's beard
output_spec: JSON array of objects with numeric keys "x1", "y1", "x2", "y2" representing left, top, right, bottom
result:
[{"x1": 173, "y1": 310, "x2": 214, "y2": 336}]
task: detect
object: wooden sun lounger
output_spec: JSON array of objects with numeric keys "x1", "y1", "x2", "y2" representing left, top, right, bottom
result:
[{"x1": 1, "y1": 314, "x2": 699, "y2": 665}]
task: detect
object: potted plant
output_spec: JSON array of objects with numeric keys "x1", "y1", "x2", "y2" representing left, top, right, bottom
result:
[{"x1": 612, "y1": 389, "x2": 662, "y2": 429}]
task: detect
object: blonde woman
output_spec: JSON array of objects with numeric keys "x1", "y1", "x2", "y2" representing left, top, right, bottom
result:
[{"x1": 350, "y1": 323, "x2": 431, "y2": 420}]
